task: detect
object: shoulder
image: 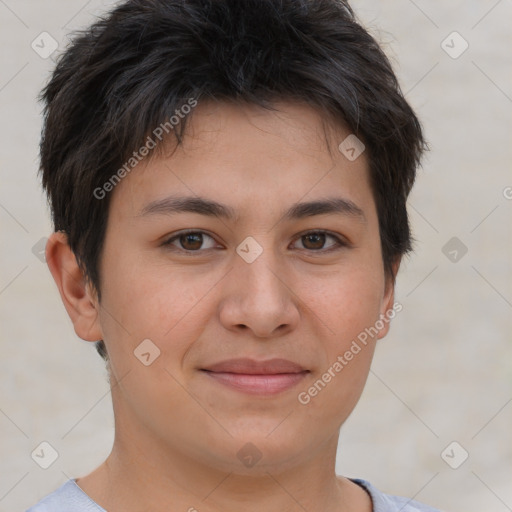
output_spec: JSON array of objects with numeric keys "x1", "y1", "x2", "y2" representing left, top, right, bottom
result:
[
  {"x1": 25, "y1": 479, "x2": 106, "y2": 512},
  {"x1": 352, "y1": 479, "x2": 443, "y2": 512}
]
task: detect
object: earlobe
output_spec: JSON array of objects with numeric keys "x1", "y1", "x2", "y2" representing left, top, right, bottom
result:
[{"x1": 45, "y1": 232, "x2": 103, "y2": 342}]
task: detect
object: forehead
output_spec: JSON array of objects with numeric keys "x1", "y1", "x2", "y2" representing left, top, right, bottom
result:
[
  {"x1": 109, "y1": 100, "x2": 375, "y2": 222},
  {"x1": 169, "y1": 100, "x2": 349, "y2": 163}
]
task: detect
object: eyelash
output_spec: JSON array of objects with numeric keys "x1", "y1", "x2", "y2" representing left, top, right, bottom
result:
[{"x1": 161, "y1": 229, "x2": 349, "y2": 255}]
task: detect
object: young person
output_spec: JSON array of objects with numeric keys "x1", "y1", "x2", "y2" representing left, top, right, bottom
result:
[{"x1": 28, "y1": 0, "x2": 440, "y2": 510}]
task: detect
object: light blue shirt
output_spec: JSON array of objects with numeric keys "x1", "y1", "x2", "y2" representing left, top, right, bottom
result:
[{"x1": 26, "y1": 478, "x2": 442, "y2": 511}]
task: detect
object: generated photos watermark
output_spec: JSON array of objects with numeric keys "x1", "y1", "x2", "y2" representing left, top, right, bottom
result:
[
  {"x1": 93, "y1": 97, "x2": 198, "y2": 200},
  {"x1": 297, "y1": 301, "x2": 403, "y2": 405}
]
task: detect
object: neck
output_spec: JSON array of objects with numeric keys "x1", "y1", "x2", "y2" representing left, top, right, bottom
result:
[{"x1": 76, "y1": 428, "x2": 371, "y2": 512}]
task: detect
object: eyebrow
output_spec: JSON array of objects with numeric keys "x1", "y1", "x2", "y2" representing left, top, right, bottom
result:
[{"x1": 138, "y1": 195, "x2": 366, "y2": 223}]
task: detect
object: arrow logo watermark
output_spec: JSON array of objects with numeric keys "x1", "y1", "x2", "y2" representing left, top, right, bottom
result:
[
  {"x1": 236, "y1": 442, "x2": 262, "y2": 468},
  {"x1": 442, "y1": 236, "x2": 468, "y2": 263},
  {"x1": 338, "y1": 134, "x2": 365, "y2": 162},
  {"x1": 441, "y1": 31, "x2": 469, "y2": 59},
  {"x1": 31, "y1": 441, "x2": 59, "y2": 469},
  {"x1": 441, "y1": 441, "x2": 469, "y2": 469},
  {"x1": 134, "y1": 338, "x2": 161, "y2": 366},
  {"x1": 236, "y1": 236, "x2": 263, "y2": 264},
  {"x1": 31, "y1": 31, "x2": 58, "y2": 59}
]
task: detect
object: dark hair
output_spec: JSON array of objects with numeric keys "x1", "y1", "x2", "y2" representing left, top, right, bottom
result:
[{"x1": 39, "y1": 0, "x2": 426, "y2": 362}]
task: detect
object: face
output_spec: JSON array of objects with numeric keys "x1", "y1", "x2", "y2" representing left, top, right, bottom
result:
[{"x1": 89, "y1": 101, "x2": 396, "y2": 475}]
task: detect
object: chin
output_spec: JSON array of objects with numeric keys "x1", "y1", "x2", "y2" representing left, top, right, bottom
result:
[{"x1": 201, "y1": 430, "x2": 315, "y2": 476}]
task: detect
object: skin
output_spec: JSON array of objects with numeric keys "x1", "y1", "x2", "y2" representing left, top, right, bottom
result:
[{"x1": 47, "y1": 101, "x2": 399, "y2": 512}]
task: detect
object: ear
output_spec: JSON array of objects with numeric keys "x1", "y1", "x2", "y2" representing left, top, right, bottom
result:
[
  {"x1": 376, "y1": 257, "x2": 401, "y2": 340},
  {"x1": 45, "y1": 232, "x2": 103, "y2": 342}
]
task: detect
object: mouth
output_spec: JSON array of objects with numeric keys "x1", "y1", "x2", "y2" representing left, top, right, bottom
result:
[{"x1": 200, "y1": 358, "x2": 310, "y2": 396}]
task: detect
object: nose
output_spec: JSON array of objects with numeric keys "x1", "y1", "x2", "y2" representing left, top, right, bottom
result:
[{"x1": 218, "y1": 251, "x2": 300, "y2": 338}]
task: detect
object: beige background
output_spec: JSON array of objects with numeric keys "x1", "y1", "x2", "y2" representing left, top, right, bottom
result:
[{"x1": 1, "y1": 1, "x2": 511, "y2": 511}]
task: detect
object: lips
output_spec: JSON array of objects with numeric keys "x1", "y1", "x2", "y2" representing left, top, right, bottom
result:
[
  {"x1": 201, "y1": 358, "x2": 309, "y2": 395},
  {"x1": 203, "y1": 358, "x2": 306, "y2": 374}
]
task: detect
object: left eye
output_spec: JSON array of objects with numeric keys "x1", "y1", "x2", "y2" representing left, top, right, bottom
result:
[{"x1": 292, "y1": 232, "x2": 344, "y2": 251}]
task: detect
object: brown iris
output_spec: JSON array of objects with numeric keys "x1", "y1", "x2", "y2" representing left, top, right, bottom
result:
[
  {"x1": 179, "y1": 232, "x2": 204, "y2": 250},
  {"x1": 301, "y1": 233, "x2": 326, "y2": 250}
]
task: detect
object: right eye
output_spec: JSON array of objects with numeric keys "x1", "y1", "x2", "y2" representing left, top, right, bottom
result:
[{"x1": 161, "y1": 230, "x2": 220, "y2": 253}]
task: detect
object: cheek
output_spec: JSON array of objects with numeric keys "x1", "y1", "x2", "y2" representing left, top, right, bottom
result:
[
  {"x1": 298, "y1": 263, "x2": 385, "y2": 346},
  {"x1": 98, "y1": 256, "x2": 221, "y2": 368},
  {"x1": 293, "y1": 271, "x2": 382, "y2": 422},
  {"x1": 97, "y1": 265, "x2": 212, "y2": 424},
  {"x1": 294, "y1": 261, "x2": 385, "y2": 418}
]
